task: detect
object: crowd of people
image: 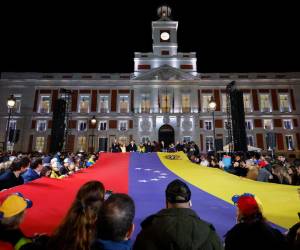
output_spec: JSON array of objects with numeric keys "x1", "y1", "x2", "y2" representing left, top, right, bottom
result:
[
  {"x1": 111, "y1": 139, "x2": 300, "y2": 186},
  {"x1": 0, "y1": 142, "x2": 299, "y2": 249},
  {"x1": 0, "y1": 151, "x2": 97, "y2": 191},
  {"x1": 0, "y1": 179, "x2": 299, "y2": 250}
]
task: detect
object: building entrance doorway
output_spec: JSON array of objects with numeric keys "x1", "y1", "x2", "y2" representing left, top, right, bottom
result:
[{"x1": 158, "y1": 124, "x2": 174, "y2": 148}]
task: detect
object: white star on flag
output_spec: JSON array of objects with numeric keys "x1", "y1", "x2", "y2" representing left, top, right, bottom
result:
[
  {"x1": 158, "y1": 176, "x2": 167, "y2": 179},
  {"x1": 160, "y1": 173, "x2": 168, "y2": 175},
  {"x1": 138, "y1": 180, "x2": 148, "y2": 183},
  {"x1": 150, "y1": 178, "x2": 159, "y2": 181},
  {"x1": 154, "y1": 170, "x2": 161, "y2": 173},
  {"x1": 144, "y1": 168, "x2": 152, "y2": 171},
  {"x1": 135, "y1": 168, "x2": 142, "y2": 170}
]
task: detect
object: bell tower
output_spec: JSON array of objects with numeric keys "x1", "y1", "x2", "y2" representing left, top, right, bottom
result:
[{"x1": 152, "y1": 6, "x2": 178, "y2": 56}]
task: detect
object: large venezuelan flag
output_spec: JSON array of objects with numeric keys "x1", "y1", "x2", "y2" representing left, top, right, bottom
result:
[{"x1": 0, "y1": 152, "x2": 299, "y2": 249}]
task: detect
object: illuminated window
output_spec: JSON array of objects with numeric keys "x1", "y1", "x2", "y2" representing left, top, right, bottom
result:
[
  {"x1": 141, "y1": 95, "x2": 151, "y2": 113},
  {"x1": 37, "y1": 120, "x2": 47, "y2": 132},
  {"x1": 119, "y1": 96, "x2": 129, "y2": 113},
  {"x1": 202, "y1": 95, "x2": 211, "y2": 112},
  {"x1": 243, "y1": 94, "x2": 252, "y2": 112},
  {"x1": 119, "y1": 120, "x2": 128, "y2": 131},
  {"x1": 78, "y1": 136, "x2": 87, "y2": 152},
  {"x1": 221, "y1": 94, "x2": 227, "y2": 112},
  {"x1": 35, "y1": 137, "x2": 45, "y2": 153},
  {"x1": 285, "y1": 135, "x2": 294, "y2": 150},
  {"x1": 39, "y1": 95, "x2": 51, "y2": 113},
  {"x1": 263, "y1": 119, "x2": 273, "y2": 130},
  {"x1": 10, "y1": 95, "x2": 22, "y2": 113},
  {"x1": 260, "y1": 94, "x2": 271, "y2": 112},
  {"x1": 279, "y1": 94, "x2": 290, "y2": 112},
  {"x1": 205, "y1": 136, "x2": 214, "y2": 151},
  {"x1": 99, "y1": 96, "x2": 109, "y2": 113},
  {"x1": 79, "y1": 95, "x2": 90, "y2": 113},
  {"x1": 181, "y1": 94, "x2": 191, "y2": 113},
  {"x1": 161, "y1": 94, "x2": 171, "y2": 113},
  {"x1": 99, "y1": 121, "x2": 107, "y2": 131},
  {"x1": 78, "y1": 120, "x2": 87, "y2": 132},
  {"x1": 204, "y1": 120, "x2": 213, "y2": 130},
  {"x1": 245, "y1": 120, "x2": 253, "y2": 130},
  {"x1": 283, "y1": 119, "x2": 293, "y2": 129}
]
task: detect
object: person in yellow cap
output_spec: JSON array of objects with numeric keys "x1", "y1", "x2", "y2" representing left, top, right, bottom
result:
[{"x1": 0, "y1": 193, "x2": 46, "y2": 250}]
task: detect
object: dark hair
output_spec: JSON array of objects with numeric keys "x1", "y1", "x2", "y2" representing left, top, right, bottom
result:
[
  {"x1": 165, "y1": 179, "x2": 191, "y2": 203},
  {"x1": 96, "y1": 193, "x2": 135, "y2": 241},
  {"x1": 31, "y1": 158, "x2": 43, "y2": 169},
  {"x1": 9, "y1": 160, "x2": 22, "y2": 172},
  {"x1": 48, "y1": 181, "x2": 105, "y2": 250},
  {"x1": 20, "y1": 157, "x2": 30, "y2": 168}
]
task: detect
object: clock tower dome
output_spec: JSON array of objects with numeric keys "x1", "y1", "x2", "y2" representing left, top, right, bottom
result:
[{"x1": 133, "y1": 5, "x2": 197, "y2": 77}]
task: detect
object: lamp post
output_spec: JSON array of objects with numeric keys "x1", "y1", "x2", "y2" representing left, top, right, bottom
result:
[
  {"x1": 4, "y1": 95, "x2": 16, "y2": 152},
  {"x1": 208, "y1": 96, "x2": 217, "y2": 153},
  {"x1": 90, "y1": 115, "x2": 97, "y2": 153}
]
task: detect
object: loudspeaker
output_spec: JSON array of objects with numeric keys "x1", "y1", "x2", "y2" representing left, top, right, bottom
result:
[
  {"x1": 215, "y1": 138, "x2": 223, "y2": 152},
  {"x1": 230, "y1": 89, "x2": 247, "y2": 152},
  {"x1": 50, "y1": 98, "x2": 66, "y2": 153}
]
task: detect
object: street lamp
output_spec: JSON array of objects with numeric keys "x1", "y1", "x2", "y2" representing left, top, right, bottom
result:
[
  {"x1": 208, "y1": 96, "x2": 216, "y2": 153},
  {"x1": 4, "y1": 95, "x2": 16, "y2": 151},
  {"x1": 90, "y1": 116, "x2": 97, "y2": 152}
]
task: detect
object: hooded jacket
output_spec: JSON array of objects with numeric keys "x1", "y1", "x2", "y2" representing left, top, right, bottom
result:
[{"x1": 133, "y1": 208, "x2": 223, "y2": 250}]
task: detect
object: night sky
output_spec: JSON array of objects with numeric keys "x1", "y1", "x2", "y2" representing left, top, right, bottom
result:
[{"x1": 2, "y1": 1, "x2": 299, "y2": 73}]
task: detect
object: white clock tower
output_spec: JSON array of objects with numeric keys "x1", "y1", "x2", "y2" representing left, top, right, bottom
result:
[
  {"x1": 133, "y1": 5, "x2": 197, "y2": 78},
  {"x1": 152, "y1": 6, "x2": 178, "y2": 56}
]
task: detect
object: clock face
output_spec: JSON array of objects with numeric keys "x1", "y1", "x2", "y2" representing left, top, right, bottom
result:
[{"x1": 160, "y1": 32, "x2": 170, "y2": 41}]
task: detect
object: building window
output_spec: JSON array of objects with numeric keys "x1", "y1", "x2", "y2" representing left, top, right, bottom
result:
[
  {"x1": 243, "y1": 94, "x2": 252, "y2": 113},
  {"x1": 119, "y1": 96, "x2": 129, "y2": 113},
  {"x1": 161, "y1": 94, "x2": 171, "y2": 113},
  {"x1": 99, "y1": 121, "x2": 107, "y2": 131},
  {"x1": 247, "y1": 135, "x2": 254, "y2": 146},
  {"x1": 183, "y1": 136, "x2": 191, "y2": 143},
  {"x1": 141, "y1": 95, "x2": 151, "y2": 113},
  {"x1": 35, "y1": 137, "x2": 45, "y2": 153},
  {"x1": 202, "y1": 95, "x2": 211, "y2": 112},
  {"x1": 221, "y1": 94, "x2": 227, "y2": 112},
  {"x1": 260, "y1": 94, "x2": 271, "y2": 112},
  {"x1": 119, "y1": 121, "x2": 128, "y2": 131},
  {"x1": 142, "y1": 136, "x2": 150, "y2": 144},
  {"x1": 279, "y1": 94, "x2": 290, "y2": 112},
  {"x1": 263, "y1": 119, "x2": 273, "y2": 130},
  {"x1": 285, "y1": 135, "x2": 294, "y2": 150},
  {"x1": 79, "y1": 95, "x2": 90, "y2": 113},
  {"x1": 181, "y1": 94, "x2": 191, "y2": 113},
  {"x1": 99, "y1": 96, "x2": 109, "y2": 113},
  {"x1": 245, "y1": 120, "x2": 253, "y2": 130},
  {"x1": 205, "y1": 136, "x2": 214, "y2": 151},
  {"x1": 224, "y1": 120, "x2": 229, "y2": 130},
  {"x1": 78, "y1": 120, "x2": 87, "y2": 132},
  {"x1": 204, "y1": 120, "x2": 213, "y2": 130},
  {"x1": 8, "y1": 120, "x2": 17, "y2": 130},
  {"x1": 39, "y1": 95, "x2": 51, "y2": 113},
  {"x1": 283, "y1": 119, "x2": 293, "y2": 129},
  {"x1": 37, "y1": 120, "x2": 47, "y2": 132},
  {"x1": 78, "y1": 136, "x2": 87, "y2": 152}
]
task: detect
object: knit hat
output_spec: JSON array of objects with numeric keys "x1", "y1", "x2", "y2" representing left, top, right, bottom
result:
[
  {"x1": 232, "y1": 193, "x2": 261, "y2": 216},
  {"x1": 0, "y1": 193, "x2": 32, "y2": 219},
  {"x1": 166, "y1": 179, "x2": 191, "y2": 203}
]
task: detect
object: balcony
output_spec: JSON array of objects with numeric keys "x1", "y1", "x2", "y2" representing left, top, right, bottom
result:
[{"x1": 280, "y1": 107, "x2": 290, "y2": 113}]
